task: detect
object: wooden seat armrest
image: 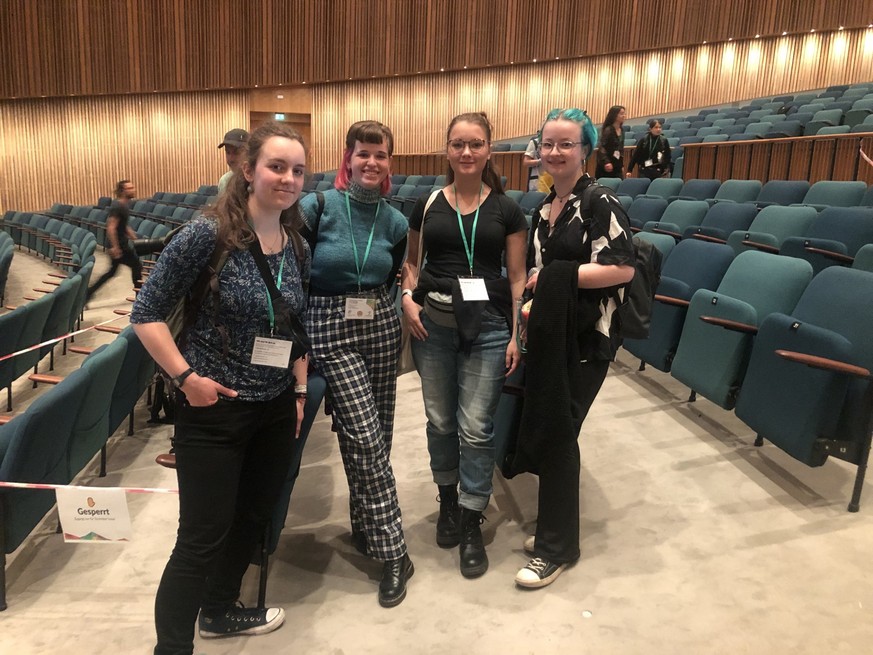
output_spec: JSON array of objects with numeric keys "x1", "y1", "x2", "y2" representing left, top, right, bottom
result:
[
  {"x1": 741, "y1": 240, "x2": 779, "y2": 254},
  {"x1": 691, "y1": 234, "x2": 727, "y2": 244},
  {"x1": 47, "y1": 272, "x2": 68, "y2": 279},
  {"x1": 32, "y1": 287, "x2": 53, "y2": 293},
  {"x1": 804, "y1": 246, "x2": 854, "y2": 264},
  {"x1": 42, "y1": 280, "x2": 61, "y2": 286},
  {"x1": 5, "y1": 304, "x2": 18, "y2": 310},
  {"x1": 774, "y1": 350, "x2": 871, "y2": 379},
  {"x1": 22, "y1": 295, "x2": 37, "y2": 301},
  {"x1": 113, "y1": 309, "x2": 131, "y2": 316},
  {"x1": 629, "y1": 226, "x2": 642, "y2": 233},
  {"x1": 699, "y1": 315, "x2": 758, "y2": 334},
  {"x1": 654, "y1": 294, "x2": 690, "y2": 308},
  {"x1": 68, "y1": 345, "x2": 94, "y2": 355},
  {"x1": 28, "y1": 373, "x2": 63, "y2": 385},
  {"x1": 651, "y1": 228, "x2": 682, "y2": 240},
  {"x1": 155, "y1": 453, "x2": 177, "y2": 468},
  {"x1": 96, "y1": 325, "x2": 123, "y2": 334},
  {"x1": 0, "y1": 415, "x2": 14, "y2": 425}
]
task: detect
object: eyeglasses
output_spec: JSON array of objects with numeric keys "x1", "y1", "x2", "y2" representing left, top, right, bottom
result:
[
  {"x1": 447, "y1": 138, "x2": 489, "y2": 153},
  {"x1": 540, "y1": 141, "x2": 582, "y2": 154}
]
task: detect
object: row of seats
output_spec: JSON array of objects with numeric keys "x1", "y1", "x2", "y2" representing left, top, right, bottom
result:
[
  {"x1": 622, "y1": 237, "x2": 873, "y2": 512},
  {"x1": 597, "y1": 177, "x2": 873, "y2": 211},
  {"x1": 0, "y1": 326, "x2": 156, "y2": 608},
  {"x1": 626, "y1": 82, "x2": 873, "y2": 141}
]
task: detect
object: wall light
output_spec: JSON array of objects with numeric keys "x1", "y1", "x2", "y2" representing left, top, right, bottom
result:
[{"x1": 274, "y1": 113, "x2": 285, "y2": 121}]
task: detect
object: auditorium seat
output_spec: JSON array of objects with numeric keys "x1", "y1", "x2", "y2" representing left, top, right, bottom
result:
[
  {"x1": 793, "y1": 180, "x2": 867, "y2": 211},
  {"x1": 752, "y1": 180, "x2": 810, "y2": 208},
  {"x1": 683, "y1": 202, "x2": 757, "y2": 242},
  {"x1": 726, "y1": 205, "x2": 817, "y2": 255},
  {"x1": 779, "y1": 207, "x2": 873, "y2": 274}
]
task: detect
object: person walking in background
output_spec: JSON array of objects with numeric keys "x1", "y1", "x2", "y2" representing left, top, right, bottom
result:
[
  {"x1": 401, "y1": 112, "x2": 527, "y2": 579},
  {"x1": 86, "y1": 179, "x2": 142, "y2": 299},
  {"x1": 627, "y1": 119, "x2": 672, "y2": 179},
  {"x1": 297, "y1": 120, "x2": 413, "y2": 608},
  {"x1": 508, "y1": 108, "x2": 634, "y2": 589},
  {"x1": 595, "y1": 105, "x2": 626, "y2": 178},
  {"x1": 132, "y1": 122, "x2": 310, "y2": 655},
  {"x1": 217, "y1": 128, "x2": 249, "y2": 194}
]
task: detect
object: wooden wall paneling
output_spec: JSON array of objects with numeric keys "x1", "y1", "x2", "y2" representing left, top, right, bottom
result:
[
  {"x1": 730, "y1": 143, "x2": 753, "y2": 180},
  {"x1": 809, "y1": 139, "x2": 837, "y2": 182},
  {"x1": 787, "y1": 140, "x2": 814, "y2": 180},
  {"x1": 768, "y1": 141, "x2": 793, "y2": 181},
  {"x1": 682, "y1": 145, "x2": 701, "y2": 180},
  {"x1": 491, "y1": 152, "x2": 527, "y2": 192},
  {"x1": 0, "y1": 90, "x2": 248, "y2": 214},
  {"x1": 748, "y1": 141, "x2": 773, "y2": 182},
  {"x1": 697, "y1": 145, "x2": 718, "y2": 179},
  {"x1": 713, "y1": 144, "x2": 734, "y2": 181},
  {"x1": 859, "y1": 135, "x2": 873, "y2": 185},
  {"x1": 3, "y1": 1, "x2": 873, "y2": 99},
  {"x1": 833, "y1": 137, "x2": 863, "y2": 181}
]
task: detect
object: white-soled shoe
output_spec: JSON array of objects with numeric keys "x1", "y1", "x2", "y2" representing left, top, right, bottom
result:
[
  {"x1": 515, "y1": 557, "x2": 567, "y2": 589},
  {"x1": 199, "y1": 602, "x2": 285, "y2": 638},
  {"x1": 523, "y1": 535, "x2": 535, "y2": 554}
]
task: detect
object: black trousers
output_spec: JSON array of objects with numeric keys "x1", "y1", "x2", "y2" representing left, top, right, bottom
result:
[
  {"x1": 153, "y1": 387, "x2": 298, "y2": 655},
  {"x1": 533, "y1": 360, "x2": 610, "y2": 564},
  {"x1": 88, "y1": 247, "x2": 143, "y2": 296}
]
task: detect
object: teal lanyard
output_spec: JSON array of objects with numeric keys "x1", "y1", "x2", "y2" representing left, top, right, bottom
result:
[
  {"x1": 453, "y1": 183, "x2": 482, "y2": 275},
  {"x1": 264, "y1": 250, "x2": 286, "y2": 334},
  {"x1": 345, "y1": 192, "x2": 380, "y2": 291},
  {"x1": 648, "y1": 135, "x2": 659, "y2": 159}
]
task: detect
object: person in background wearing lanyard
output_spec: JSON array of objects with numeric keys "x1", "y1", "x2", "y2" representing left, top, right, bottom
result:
[
  {"x1": 297, "y1": 120, "x2": 412, "y2": 607},
  {"x1": 627, "y1": 118, "x2": 671, "y2": 180},
  {"x1": 131, "y1": 122, "x2": 310, "y2": 654},
  {"x1": 512, "y1": 108, "x2": 634, "y2": 589},
  {"x1": 595, "y1": 105, "x2": 626, "y2": 179},
  {"x1": 401, "y1": 112, "x2": 528, "y2": 578}
]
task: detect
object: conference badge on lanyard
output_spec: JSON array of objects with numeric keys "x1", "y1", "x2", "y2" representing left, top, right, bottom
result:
[
  {"x1": 455, "y1": 183, "x2": 490, "y2": 302},
  {"x1": 251, "y1": 249, "x2": 294, "y2": 368},
  {"x1": 344, "y1": 192, "x2": 379, "y2": 320}
]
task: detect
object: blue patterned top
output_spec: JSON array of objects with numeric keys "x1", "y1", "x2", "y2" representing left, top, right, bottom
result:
[{"x1": 130, "y1": 217, "x2": 310, "y2": 401}]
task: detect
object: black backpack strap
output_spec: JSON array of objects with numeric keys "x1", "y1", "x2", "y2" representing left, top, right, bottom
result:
[{"x1": 299, "y1": 190, "x2": 324, "y2": 255}]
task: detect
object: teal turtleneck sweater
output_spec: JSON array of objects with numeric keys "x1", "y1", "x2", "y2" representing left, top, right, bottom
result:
[{"x1": 298, "y1": 181, "x2": 408, "y2": 295}]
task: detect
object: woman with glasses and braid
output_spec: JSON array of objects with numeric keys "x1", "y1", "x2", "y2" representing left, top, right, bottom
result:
[
  {"x1": 401, "y1": 112, "x2": 527, "y2": 579},
  {"x1": 507, "y1": 108, "x2": 634, "y2": 589}
]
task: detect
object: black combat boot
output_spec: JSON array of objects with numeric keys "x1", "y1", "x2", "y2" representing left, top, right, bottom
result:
[
  {"x1": 459, "y1": 508, "x2": 488, "y2": 578},
  {"x1": 436, "y1": 484, "x2": 460, "y2": 548}
]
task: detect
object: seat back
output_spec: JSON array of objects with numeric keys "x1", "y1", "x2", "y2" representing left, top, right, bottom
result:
[
  {"x1": 754, "y1": 180, "x2": 810, "y2": 207},
  {"x1": 642, "y1": 178, "x2": 684, "y2": 200},
  {"x1": 670, "y1": 252, "x2": 813, "y2": 408},
  {"x1": 684, "y1": 202, "x2": 757, "y2": 241},
  {"x1": 712, "y1": 180, "x2": 763, "y2": 204},
  {"x1": 644, "y1": 199, "x2": 709, "y2": 235},
  {"x1": 623, "y1": 239, "x2": 734, "y2": 371},
  {"x1": 627, "y1": 197, "x2": 668, "y2": 230},
  {"x1": 726, "y1": 205, "x2": 817, "y2": 254},
  {"x1": 11, "y1": 294, "x2": 55, "y2": 381},
  {"x1": 800, "y1": 181, "x2": 867, "y2": 209},
  {"x1": 675, "y1": 179, "x2": 721, "y2": 201},
  {"x1": 779, "y1": 207, "x2": 873, "y2": 273},
  {"x1": 108, "y1": 327, "x2": 156, "y2": 437},
  {"x1": 735, "y1": 267, "x2": 873, "y2": 466},
  {"x1": 615, "y1": 177, "x2": 651, "y2": 198}
]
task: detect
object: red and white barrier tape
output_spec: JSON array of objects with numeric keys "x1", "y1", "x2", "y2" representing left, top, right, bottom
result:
[
  {"x1": 0, "y1": 314, "x2": 128, "y2": 363},
  {"x1": 0, "y1": 480, "x2": 177, "y2": 494},
  {"x1": 861, "y1": 147, "x2": 873, "y2": 168}
]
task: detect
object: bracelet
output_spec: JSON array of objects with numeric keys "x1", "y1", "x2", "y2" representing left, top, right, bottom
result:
[
  {"x1": 294, "y1": 384, "x2": 307, "y2": 394},
  {"x1": 172, "y1": 367, "x2": 195, "y2": 388},
  {"x1": 401, "y1": 289, "x2": 413, "y2": 299},
  {"x1": 295, "y1": 392, "x2": 307, "y2": 400}
]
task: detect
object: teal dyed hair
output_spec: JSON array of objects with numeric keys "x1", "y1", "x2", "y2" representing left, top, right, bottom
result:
[{"x1": 541, "y1": 108, "x2": 599, "y2": 159}]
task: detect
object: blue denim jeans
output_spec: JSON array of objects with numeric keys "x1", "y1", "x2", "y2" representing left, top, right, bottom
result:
[{"x1": 412, "y1": 309, "x2": 510, "y2": 512}]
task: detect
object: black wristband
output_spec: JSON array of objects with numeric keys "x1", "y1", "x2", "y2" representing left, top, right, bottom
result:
[{"x1": 173, "y1": 367, "x2": 195, "y2": 388}]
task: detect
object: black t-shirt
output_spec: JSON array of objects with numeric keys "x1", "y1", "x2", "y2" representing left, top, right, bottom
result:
[
  {"x1": 409, "y1": 190, "x2": 528, "y2": 281},
  {"x1": 109, "y1": 201, "x2": 130, "y2": 249}
]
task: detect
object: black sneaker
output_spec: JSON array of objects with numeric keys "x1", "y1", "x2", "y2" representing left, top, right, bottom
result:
[
  {"x1": 198, "y1": 602, "x2": 285, "y2": 639},
  {"x1": 515, "y1": 557, "x2": 567, "y2": 589}
]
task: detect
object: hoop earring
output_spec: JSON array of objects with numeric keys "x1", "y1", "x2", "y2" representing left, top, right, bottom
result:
[{"x1": 246, "y1": 183, "x2": 253, "y2": 195}]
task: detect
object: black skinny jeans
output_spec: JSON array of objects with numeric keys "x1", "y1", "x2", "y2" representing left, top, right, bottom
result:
[
  {"x1": 88, "y1": 247, "x2": 143, "y2": 295},
  {"x1": 154, "y1": 387, "x2": 298, "y2": 655},
  {"x1": 533, "y1": 359, "x2": 610, "y2": 564}
]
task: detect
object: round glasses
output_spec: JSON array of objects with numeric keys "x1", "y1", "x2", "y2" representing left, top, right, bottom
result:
[{"x1": 447, "y1": 138, "x2": 488, "y2": 153}]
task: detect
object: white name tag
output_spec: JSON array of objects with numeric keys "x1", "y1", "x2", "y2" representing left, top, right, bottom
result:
[
  {"x1": 644, "y1": 159, "x2": 654, "y2": 167},
  {"x1": 344, "y1": 296, "x2": 376, "y2": 320},
  {"x1": 56, "y1": 487, "x2": 132, "y2": 543},
  {"x1": 251, "y1": 336, "x2": 293, "y2": 368},
  {"x1": 458, "y1": 277, "x2": 489, "y2": 301},
  {"x1": 613, "y1": 150, "x2": 622, "y2": 160}
]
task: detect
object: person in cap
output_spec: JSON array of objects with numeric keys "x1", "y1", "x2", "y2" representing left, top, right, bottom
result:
[{"x1": 217, "y1": 128, "x2": 250, "y2": 194}]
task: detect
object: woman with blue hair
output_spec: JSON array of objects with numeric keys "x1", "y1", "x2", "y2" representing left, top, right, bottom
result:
[{"x1": 508, "y1": 107, "x2": 635, "y2": 588}]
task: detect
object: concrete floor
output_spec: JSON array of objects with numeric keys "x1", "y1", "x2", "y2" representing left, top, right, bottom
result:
[{"x1": 2, "y1": 246, "x2": 872, "y2": 655}]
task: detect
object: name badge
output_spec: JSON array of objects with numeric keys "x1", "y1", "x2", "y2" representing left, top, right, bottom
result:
[
  {"x1": 613, "y1": 150, "x2": 621, "y2": 160},
  {"x1": 251, "y1": 336, "x2": 293, "y2": 368},
  {"x1": 344, "y1": 296, "x2": 376, "y2": 320},
  {"x1": 644, "y1": 159, "x2": 654, "y2": 168},
  {"x1": 458, "y1": 277, "x2": 489, "y2": 302}
]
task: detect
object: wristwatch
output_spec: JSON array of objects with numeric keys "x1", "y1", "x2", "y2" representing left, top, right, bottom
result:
[{"x1": 173, "y1": 367, "x2": 195, "y2": 388}]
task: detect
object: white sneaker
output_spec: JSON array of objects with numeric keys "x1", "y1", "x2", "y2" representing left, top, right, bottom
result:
[
  {"x1": 515, "y1": 557, "x2": 567, "y2": 589},
  {"x1": 523, "y1": 535, "x2": 535, "y2": 554},
  {"x1": 199, "y1": 603, "x2": 285, "y2": 639}
]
